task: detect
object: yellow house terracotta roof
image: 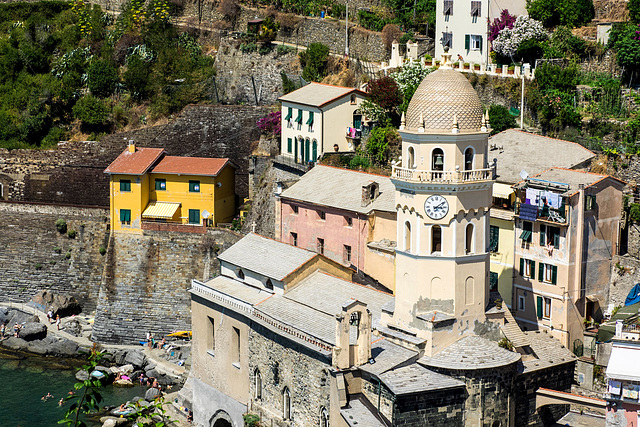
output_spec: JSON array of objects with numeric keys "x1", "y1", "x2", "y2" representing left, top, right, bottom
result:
[
  {"x1": 104, "y1": 147, "x2": 166, "y2": 175},
  {"x1": 151, "y1": 156, "x2": 231, "y2": 176},
  {"x1": 142, "y1": 201, "x2": 181, "y2": 219}
]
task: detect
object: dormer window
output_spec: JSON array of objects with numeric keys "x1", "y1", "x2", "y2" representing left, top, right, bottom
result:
[
  {"x1": 350, "y1": 94, "x2": 357, "y2": 105},
  {"x1": 265, "y1": 278, "x2": 273, "y2": 290},
  {"x1": 236, "y1": 269, "x2": 245, "y2": 280}
]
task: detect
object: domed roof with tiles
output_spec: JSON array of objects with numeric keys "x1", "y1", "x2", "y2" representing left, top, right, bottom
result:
[{"x1": 405, "y1": 67, "x2": 483, "y2": 132}]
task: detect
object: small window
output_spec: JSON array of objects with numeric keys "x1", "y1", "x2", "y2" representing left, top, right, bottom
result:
[
  {"x1": 291, "y1": 205, "x2": 299, "y2": 215},
  {"x1": 207, "y1": 317, "x2": 215, "y2": 354},
  {"x1": 283, "y1": 387, "x2": 291, "y2": 420},
  {"x1": 350, "y1": 94, "x2": 356, "y2": 105},
  {"x1": 287, "y1": 138, "x2": 293, "y2": 153},
  {"x1": 540, "y1": 225, "x2": 560, "y2": 249},
  {"x1": 265, "y1": 279, "x2": 273, "y2": 290},
  {"x1": 464, "y1": 147, "x2": 474, "y2": 170},
  {"x1": 291, "y1": 232, "x2": 298, "y2": 246},
  {"x1": 318, "y1": 210, "x2": 326, "y2": 220},
  {"x1": 518, "y1": 295, "x2": 525, "y2": 311},
  {"x1": 232, "y1": 327, "x2": 240, "y2": 365},
  {"x1": 489, "y1": 225, "x2": 499, "y2": 252},
  {"x1": 404, "y1": 221, "x2": 412, "y2": 252},
  {"x1": 120, "y1": 209, "x2": 131, "y2": 225},
  {"x1": 470, "y1": 1, "x2": 481, "y2": 17},
  {"x1": 320, "y1": 407, "x2": 329, "y2": 427},
  {"x1": 586, "y1": 194, "x2": 596, "y2": 211},
  {"x1": 443, "y1": 0, "x2": 453, "y2": 15},
  {"x1": 119, "y1": 180, "x2": 131, "y2": 192},
  {"x1": 345, "y1": 216, "x2": 352, "y2": 227},
  {"x1": 539, "y1": 263, "x2": 558, "y2": 285},
  {"x1": 520, "y1": 258, "x2": 535, "y2": 278},
  {"x1": 543, "y1": 297, "x2": 551, "y2": 319},
  {"x1": 344, "y1": 245, "x2": 352, "y2": 263},
  {"x1": 155, "y1": 179, "x2": 166, "y2": 191},
  {"x1": 236, "y1": 269, "x2": 245, "y2": 280},
  {"x1": 520, "y1": 221, "x2": 532, "y2": 243},
  {"x1": 317, "y1": 238, "x2": 324, "y2": 255},
  {"x1": 442, "y1": 32, "x2": 452, "y2": 48},
  {"x1": 255, "y1": 369, "x2": 262, "y2": 400},
  {"x1": 432, "y1": 225, "x2": 442, "y2": 254},
  {"x1": 306, "y1": 111, "x2": 314, "y2": 127},
  {"x1": 188, "y1": 209, "x2": 200, "y2": 224},
  {"x1": 189, "y1": 180, "x2": 200, "y2": 193},
  {"x1": 489, "y1": 271, "x2": 498, "y2": 290},
  {"x1": 284, "y1": 107, "x2": 292, "y2": 121},
  {"x1": 465, "y1": 223, "x2": 474, "y2": 254}
]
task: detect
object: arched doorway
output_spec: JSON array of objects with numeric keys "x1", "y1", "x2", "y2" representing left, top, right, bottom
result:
[{"x1": 209, "y1": 410, "x2": 233, "y2": 427}]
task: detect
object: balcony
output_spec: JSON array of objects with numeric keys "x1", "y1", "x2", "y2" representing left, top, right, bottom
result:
[
  {"x1": 515, "y1": 202, "x2": 569, "y2": 225},
  {"x1": 391, "y1": 165, "x2": 495, "y2": 184}
]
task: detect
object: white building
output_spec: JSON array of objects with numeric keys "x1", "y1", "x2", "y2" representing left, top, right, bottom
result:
[{"x1": 278, "y1": 83, "x2": 367, "y2": 164}]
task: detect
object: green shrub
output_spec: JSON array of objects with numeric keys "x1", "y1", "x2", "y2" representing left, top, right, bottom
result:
[
  {"x1": 67, "y1": 229, "x2": 77, "y2": 239},
  {"x1": 35, "y1": 263, "x2": 43, "y2": 270},
  {"x1": 240, "y1": 42, "x2": 257, "y2": 53},
  {"x1": 349, "y1": 155, "x2": 371, "y2": 170},
  {"x1": 630, "y1": 203, "x2": 640, "y2": 221},
  {"x1": 527, "y1": 0, "x2": 595, "y2": 28},
  {"x1": 276, "y1": 44, "x2": 294, "y2": 57},
  {"x1": 54, "y1": 246, "x2": 62, "y2": 254},
  {"x1": 498, "y1": 337, "x2": 514, "y2": 351},
  {"x1": 65, "y1": 252, "x2": 71, "y2": 259},
  {"x1": 243, "y1": 414, "x2": 261, "y2": 427},
  {"x1": 299, "y1": 43, "x2": 329, "y2": 82},
  {"x1": 72, "y1": 95, "x2": 111, "y2": 128},
  {"x1": 488, "y1": 105, "x2": 517, "y2": 135},
  {"x1": 55, "y1": 219, "x2": 67, "y2": 233},
  {"x1": 87, "y1": 59, "x2": 119, "y2": 97},
  {"x1": 99, "y1": 246, "x2": 107, "y2": 255}
]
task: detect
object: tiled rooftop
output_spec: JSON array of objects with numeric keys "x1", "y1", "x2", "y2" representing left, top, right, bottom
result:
[
  {"x1": 217, "y1": 233, "x2": 316, "y2": 281},
  {"x1": 418, "y1": 336, "x2": 521, "y2": 370},
  {"x1": 360, "y1": 338, "x2": 418, "y2": 376},
  {"x1": 151, "y1": 156, "x2": 230, "y2": 176},
  {"x1": 197, "y1": 275, "x2": 273, "y2": 305},
  {"x1": 378, "y1": 363, "x2": 465, "y2": 395},
  {"x1": 522, "y1": 330, "x2": 576, "y2": 373},
  {"x1": 489, "y1": 129, "x2": 595, "y2": 185},
  {"x1": 341, "y1": 398, "x2": 386, "y2": 427},
  {"x1": 278, "y1": 82, "x2": 365, "y2": 107},
  {"x1": 280, "y1": 165, "x2": 396, "y2": 214},
  {"x1": 526, "y1": 168, "x2": 623, "y2": 197},
  {"x1": 104, "y1": 146, "x2": 165, "y2": 175}
]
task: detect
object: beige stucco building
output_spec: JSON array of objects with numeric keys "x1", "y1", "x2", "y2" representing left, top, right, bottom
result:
[
  {"x1": 278, "y1": 83, "x2": 367, "y2": 164},
  {"x1": 512, "y1": 168, "x2": 624, "y2": 348}
]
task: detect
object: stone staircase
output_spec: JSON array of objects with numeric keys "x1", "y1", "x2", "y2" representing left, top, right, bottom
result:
[{"x1": 501, "y1": 307, "x2": 531, "y2": 350}]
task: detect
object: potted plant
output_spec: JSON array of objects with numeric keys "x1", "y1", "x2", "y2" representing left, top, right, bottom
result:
[
  {"x1": 463, "y1": 62, "x2": 470, "y2": 70},
  {"x1": 424, "y1": 54, "x2": 432, "y2": 66},
  {"x1": 507, "y1": 65, "x2": 515, "y2": 75},
  {"x1": 474, "y1": 63, "x2": 480, "y2": 71}
]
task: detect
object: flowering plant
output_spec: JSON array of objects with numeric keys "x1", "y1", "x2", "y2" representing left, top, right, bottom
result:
[
  {"x1": 492, "y1": 15, "x2": 547, "y2": 58},
  {"x1": 488, "y1": 10, "x2": 516, "y2": 43},
  {"x1": 256, "y1": 111, "x2": 281, "y2": 137}
]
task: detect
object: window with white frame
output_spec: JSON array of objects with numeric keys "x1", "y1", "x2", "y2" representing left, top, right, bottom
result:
[
  {"x1": 520, "y1": 258, "x2": 534, "y2": 278},
  {"x1": 543, "y1": 297, "x2": 551, "y2": 319},
  {"x1": 254, "y1": 369, "x2": 262, "y2": 399},
  {"x1": 540, "y1": 263, "x2": 558, "y2": 285},
  {"x1": 283, "y1": 387, "x2": 291, "y2": 420},
  {"x1": 469, "y1": 35, "x2": 482, "y2": 50},
  {"x1": 518, "y1": 295, "x2": 525, "y2": 311}
]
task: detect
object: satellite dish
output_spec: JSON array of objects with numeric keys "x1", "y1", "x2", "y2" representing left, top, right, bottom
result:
[
  {"x1": 201, "y1": 209, "x2": 210, "y2": 219},
  {"x1": 520, "y1": 170, "x2": 529, "y2": 180}
]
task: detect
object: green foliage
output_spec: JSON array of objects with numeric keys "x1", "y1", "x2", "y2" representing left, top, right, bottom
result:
[
  {"x1": 357, "y1": 9, "x2": 390, "y2": 32},
  {"x1": 99, "y1": 246, "x2": 106, "y2": 255},
  {"x1": 87, "y1": 59, "x2": 118, "y2": 97},
  {"x1": 382, "y1": 0, "x2": 436, "y2": 33},
  {"x1": 535, "y1": 62, "x2": 578, "y2": 93},
  {"x1": 390, "y1": 62, "x2": 434, "y2": 113},
  {"x1": 243, "y1": 414, "x2": 261, "y2": 427},
  {"x1": 527, "y1": 0, "x2": 595, "y2": 28},
  {"x1": 67, "y1": 229, "x2": 77, "y2": 239},
  {"x1": 59, "y1": 347, "x2": 106, "y2": 427},
  {"x1": 56, "y1": 218, "x2": 67, "y2": 233},
  {"x1": 629, "y1": 0, "x2": 640, "y2": 24},
  {"x1": 281, "y1": 71, "x2": 297, "y2": 94},
  {"x1": 543, "y1": 26, "x2": 586, "y2": 59},
  {"x1": 368, "y1": 77, "x2": 403, "y2": 112},
  {"x1": 359, "y1": 99, "x2": 387, "y2": 124},
  {"x1": 498, "y1": 337, "x2": 514, "y2": 351},
  {"x1": 608, "y1": 23, "x2": 640, "y2": 78},
  {"x1": 276, "y1": 44, "x2": 295, "y2": 57},
  {"x1": 631, "y1": 203, "x2": 640, "y2": 221},
  {"x1": 123, "y1": 54, "x2": 151, "y2": 100},
  {"x1": 299, "y1": 43, "x2": 329, "y2": 82},
  {"x1": 349, "y1": 154, "x2": 371, "y2": 169},
  {"x1": 35, "y1": 263, "x2": 43, "y2": 270},
  {"x1": 72, "y1": 95, "x2": 110, "y2": 129},
  {"x1": 488, "y1": 105, "x2": 517, "y2": 135},
  {"x1": 240, "y1": 42, "x2": 257, "y2": 53},
  {"x1": 366, "y1": 125, "x2": 400, "y2": 164}
]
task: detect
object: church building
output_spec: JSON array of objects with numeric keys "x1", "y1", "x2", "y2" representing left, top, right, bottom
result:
[{"x1": 185, "y1": 54, "x2": 576, "y2": 427}]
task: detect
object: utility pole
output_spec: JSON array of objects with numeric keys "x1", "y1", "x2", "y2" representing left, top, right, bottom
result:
[{"x1": 345, "y1": 0, "x2": 349, "y2": 56}]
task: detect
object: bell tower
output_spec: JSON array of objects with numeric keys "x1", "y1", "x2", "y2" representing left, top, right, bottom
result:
[{"x1": 381, "y1": 55, "x2": 496, "y2": 356}]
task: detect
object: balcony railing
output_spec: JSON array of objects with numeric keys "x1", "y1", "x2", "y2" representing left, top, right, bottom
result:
[
  {"x1": 391, "y1": 166, "x2": 494, "y2": 184},
  {"x1": 515, "y1": 202, "x2": 568, "y2": 225}
]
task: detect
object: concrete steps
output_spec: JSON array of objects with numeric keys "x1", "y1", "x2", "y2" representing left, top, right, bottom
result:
[{"x1": 501, "y1": 307, "x2": 531, "y2": 349}]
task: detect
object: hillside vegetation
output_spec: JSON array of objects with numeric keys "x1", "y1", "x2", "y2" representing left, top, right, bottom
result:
[{"x1": 0, "y1": 0, "x2": 215, "y2": 149}]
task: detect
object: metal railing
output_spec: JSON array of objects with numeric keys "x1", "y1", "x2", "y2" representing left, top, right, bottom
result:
[
  {"x1": 515, "y1": 202, "x2": 568, "y2": 224},
  {"x1": 391, "y1": 166, "x2": 494, "y2": 183}
]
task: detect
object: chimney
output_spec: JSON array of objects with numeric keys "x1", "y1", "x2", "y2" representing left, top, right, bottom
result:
[
  {"x1": 362, "y1": 182, "x2": 379, "y2": 207},
  {"x1": 128, "y1": 140, "x2": 136, "y2": 153}
]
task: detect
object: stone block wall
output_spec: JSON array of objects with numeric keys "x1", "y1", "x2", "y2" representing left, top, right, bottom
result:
[
  {"x1": 248, "y1": 324, "x2": 332, "y2": 427},
  {"x1": 392, "y1": 390, "x2": 466, "y2": 426},
  {"x1": 91, "y1": 228, "x2": 240, "y2": 344},
  {"x1": 608, "y1": 254, "x2": 640, "y2": 308},
  {"x1": 0, "y1": 201, "x2": 109, "y2": 312}
]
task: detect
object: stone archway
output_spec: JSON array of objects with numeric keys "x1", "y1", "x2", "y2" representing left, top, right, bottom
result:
[{"x1": 210, "y1": 410, "x2": 233, "y2": 427}]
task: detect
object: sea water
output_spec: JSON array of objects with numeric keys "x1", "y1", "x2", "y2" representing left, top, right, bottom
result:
[{"x1": 0, "y1": 352, "x2": 145, "y2": 427}]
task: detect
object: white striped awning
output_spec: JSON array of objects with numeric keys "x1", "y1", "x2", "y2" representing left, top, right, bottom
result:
[
  {"x1": 142, "y1": 202, "x2": 180, "y2": 219},
  {"x1": 493, "y1": 183, "x2": 515, "y2": 199}
]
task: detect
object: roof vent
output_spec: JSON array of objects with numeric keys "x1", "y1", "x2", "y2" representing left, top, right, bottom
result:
[
  {"x1": 362, "y1": 181, "x2": 379, "y2": 207},
  {"x1": 128, "y1": 140, "x2": 136, "y2": 153}
]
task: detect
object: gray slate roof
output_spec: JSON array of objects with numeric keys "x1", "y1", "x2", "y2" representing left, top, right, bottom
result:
[
  {"x1": 280, "y1": 165, "x2": 396, "y2": 214},
  {"x1": 278, "y1": 82, "x2": 363, "y2": 108},
  {"x1": 489, "y1": 129, "x2": 595, "y2": 185},
  {"x1": 522, "y1": 330, "x2": 576, "y2": 373},
  {"x1": 199, "y1": 275, "x2": 273, "y2": 305},
  {"x1": 526, "y1": 168, "x2": 622, "y2": 197},
  {"x1": 378, "y1": 363, "x2": 465, "y2": 395},
  {"x1": 417, "y1": 336, "x2": 521, "y2": 370},
  {"x1": 217, "y1": 233, "x2": 315, "y2": 281},
  {"x1": 360, "y1": 338, "x2": 418, "y2": 376}
]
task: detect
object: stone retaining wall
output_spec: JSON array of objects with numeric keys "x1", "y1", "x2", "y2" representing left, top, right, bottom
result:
[
  {"x1": 0, "y1": 201, "x2": 109, "y2": 312},
  {"x1": 91, "y1": 228, "x2": 241, "y2": 344}
]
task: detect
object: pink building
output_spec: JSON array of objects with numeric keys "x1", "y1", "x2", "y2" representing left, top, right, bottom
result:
[{"x1": 275, "y1": 165, "x2": 397, "y2": 291}]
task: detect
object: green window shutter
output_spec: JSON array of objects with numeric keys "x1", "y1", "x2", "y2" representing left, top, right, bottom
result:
[
  {"x1": 312, "y1": 141, "x2": 317, "y2": 161},
  {"x1": 519, "y1": 258, "x2": 524, "y2": 276},
  {"x1": 295, "y1": 109, "x2": 303, "y2": 123},
  {"x1": 306, "y1": 111, "x2": 314, "y2": 125},
  {"x1": 551, "y1": 265, "x2": 558, "y2": 285},
  {"x1": 489, "y1": 272, "x2": 498, "y2": 290},
  {"x1": 189, "y1": 209, "x2": 200, "y2": 224},
  {"x1": 536, "y1": 296, "x2": 543, "y2": 319},
  {"x1": 120, "y1": 209, "x2": 131, "y2": 223},
  {"x1": 120, "y1": 180, "x2": 131, "y2": 192},
  {"x1": 294, "y1": 137, "x2": 298, "y2": 160},
  {"x1": 189, "y1": 181, "x2": 200, "y2": 193},
  {"x1": 155, "y1": 179, "x2": 166, "y2": 191},
  {"x1": 284, "y1": 107, "x2": 292, "y2": 121},
  {"x1": 490, "y1": 225, "x2": 499, "y2": 252},
  {"x1": 287, "y1": 138, "x2": 292, "y2": 153},
  {"x1": 465, "y1": 34, "x2": 470, "y2": 50},
  {"x1": 539, "y1": 226, "x2": 546, "y2": 246},
  {"x1": 479, "y1": 36, "x2": 482, "y2": 52},
  {"x1": 554, "y1": 233, "x2": 560, "y2": 249},
  {"x1": 538, "y1": 262, "x2": 543, "y2": 281},
  {"x1": 305, "y1": 139, "x2": 310, "y2": 162}
]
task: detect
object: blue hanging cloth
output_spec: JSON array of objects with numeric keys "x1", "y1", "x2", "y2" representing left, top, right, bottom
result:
[{"x1": 625, "y1": 283, "x2": 640, "y2": 306}]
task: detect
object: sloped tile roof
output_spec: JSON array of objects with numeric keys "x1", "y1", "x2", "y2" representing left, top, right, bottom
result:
[
  {"x1": 527, "y1": 167, "x2": 625, "y2": 197},
  {"x1": 217, "y1": 233, "x2": 316, "y2": 281},
  {"x1": 378, "y1": 363, "x2": 465, "y2": 395},
  {"x1": 104, "y1": 147, "x2": 165, "y2": 175},
  {"x1": 280, "y1": 165, "x2": 396, "y2": 214},
  {"x1": 417, "y1": 336, "x2": 521, "y2": 370},
  {"x1": 151, "y1": 156, "x2": 231, "y2": 177},
  {"x1": 278, "y1": 82, "x2": 366, "y2": 108}
]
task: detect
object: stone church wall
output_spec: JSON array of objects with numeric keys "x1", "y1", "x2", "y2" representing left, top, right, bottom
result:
[
  {"x1": 91, "y1": 228, "x2": 240, "y2": 344},
  {"x1": 0, "y1": 201, "x2": 109, "y2": 312},
  {"x1": 248, "y1": 324, "x2": 332, "y2": 427}
]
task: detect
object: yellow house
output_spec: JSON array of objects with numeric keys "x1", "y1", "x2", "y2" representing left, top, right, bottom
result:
[{"x1": 104, "y1": 143, "x2": 235, "y2": 233}]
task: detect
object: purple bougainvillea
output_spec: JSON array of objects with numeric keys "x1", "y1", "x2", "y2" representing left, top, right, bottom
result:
[
  {"x1": 488, "y1": 9, "x2": 516, "y2": 43},
  {"x1": 256, "y1": 111, "x2": 281, "y2": 137}
]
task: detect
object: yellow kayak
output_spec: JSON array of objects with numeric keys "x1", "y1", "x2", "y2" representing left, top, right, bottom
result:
[{"x1": 167, "y1": 331, "x2": 192, "y2": 338}]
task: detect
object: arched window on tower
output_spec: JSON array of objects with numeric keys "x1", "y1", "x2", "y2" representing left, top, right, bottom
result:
[
  {"x1": 465, "y1": 223, "x2": 474, "y2": 254},
  {"x1": 465, "y1": 147, "x2": 474, "y2": 171},
  {"x1": 320, "y1": 407, "x2": 329, "y2": 427},
  {"x1": 432, "y1": 225, "x2": 442, "y2": 254},
  {"x1": 432, "y1": 148, "x2": 444, "y2": 171},
  {"x1": 283, "y1": 387, "x2": 291, "y2": 420},
  {"x1": 407, "y1": 146, "x2": 416, "y2": 169},
  {"x1": 254, "y1": 369, "x2": 262, "y2": 400},
  {"x1": 404, "y1": 221, "x2": 412, "y2": 252}
]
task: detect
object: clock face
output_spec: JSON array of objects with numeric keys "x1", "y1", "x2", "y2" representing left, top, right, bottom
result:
[{"x1": 424, "y1": 195, "x2": 449, "y2": 220}]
